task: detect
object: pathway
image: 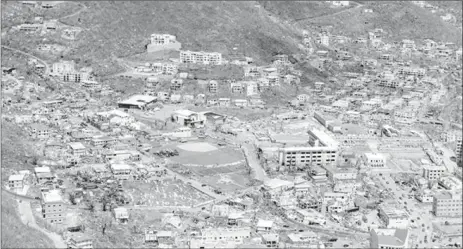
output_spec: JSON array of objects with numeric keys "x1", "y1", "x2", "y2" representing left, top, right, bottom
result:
[
  {"x1": 292, "y1": 1, "x2": 363, "y2": 24},
  {"x1": 1, "y1": 45, "x2": 50, "y2": 74}
]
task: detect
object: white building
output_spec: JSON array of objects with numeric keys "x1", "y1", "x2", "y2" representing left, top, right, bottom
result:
[
  {"x1": 363, "y1": 153, "x2": 386, "y2": 168},
  {"x1": 378, "y1": 205, "x2": 410, "y2": 229},
  {"x1": 370, "y1": 228, "x2": 409, "y2": 249},
  {"x1": 180, "y1": 50, "x2": 222, "y2": 65}
]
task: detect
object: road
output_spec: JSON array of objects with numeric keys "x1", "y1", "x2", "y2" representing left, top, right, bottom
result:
[
  {"x1": 434, "y1": 142, "x2": 458, "y2": 174},
  {"x1": 1, "y1": 45, "x2": 50, "y2": 74},
  {"x1": 59, "y1": 3, "x2": 88, "y2": 20},
  {"x1": 242, "y1": 143, "x2": 268, "y2": 182},
  {"x1": 292, "y1": 1, "x2": 363, "y2": 24}
]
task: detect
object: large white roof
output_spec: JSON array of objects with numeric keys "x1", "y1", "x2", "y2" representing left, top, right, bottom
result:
[{"x1": 118, "y1": 95, "x2": 157, "y2": 106}]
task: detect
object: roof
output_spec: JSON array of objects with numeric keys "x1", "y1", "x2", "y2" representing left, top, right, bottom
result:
[
  {"x1": 364, "y1": 153, "x2": 385, "y2": 161},
  {"x1": 157, "y1": 231, "x2": 173, "y2": 237},
  {"x1": 173, "y1": 109, "x2": 196, "y2": 117},
  {"x1": 34, "y1": 166, "x2": 51, "y2": 173},
  {"x1": 257, "y1": 219, "x2": 274, "y2": 228},
  {"x1": 373, "y1": 228, "x2": 409, "y2": 247},
  {"x1": 118, "y1": 95, "x2": 157, "y2": 106},
  {"x1": 30, "y1": 123, "x2": 49, "y2": 130},
  {"x1": 68, "y1": 142, "x2": 85, "y2": 150},
  {"x1": 42, "y1": 189, "x2": 63, "y2": 203},
  {"x1": 110, "y1": 163, "x2": 133, "y2": 171},
  {"x1": 264, "y1": 178, "x2": 294, "y2": 189},
  {"x1": 9, "y1": 174, "x2": 25, "y2": 181},
  {"x1": 69, "y1": 232, "x2": 92, "y2": 243}
]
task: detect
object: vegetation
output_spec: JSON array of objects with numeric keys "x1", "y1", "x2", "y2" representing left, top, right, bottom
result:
[{"x1": 1, "y1": 195, "x2": 54, "y2": 248}]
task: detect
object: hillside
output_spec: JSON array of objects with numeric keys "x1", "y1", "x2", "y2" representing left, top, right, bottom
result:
[
  {"x1": 56, "y1": 1, "x2": 305, "y2": 76},
  {"x1": 1, "y1": 195, "x2": 54, "y2": 249},
  {"x1": 299, "y1": 1, "x2": 462, "y2": 45}
]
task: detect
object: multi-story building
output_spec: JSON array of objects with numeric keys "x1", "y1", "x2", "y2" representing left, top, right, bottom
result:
[
  {"x1": 199, "y1": 227, "x2": 251, "y2": 244},
  {"x1": 422, "y1": 164, "x2": 446, "y2": 180},
  {"x1": 30, "y1": 123, "x2": 50, "y2": 139},
  {"x1": 457, "y1": 135, "x2": 462, "y2": 163},
  {"x1": 41, "y1": 189, "x2": 66, "y2": 223},
  {"x1": 278, "y1": 128, "x2": 338, "y2": 168},
  {"x1": 8, "y1": 174, "x2": 26, "y2": 192},
  {"x1": 51, "y1": 60, "x2": 75, "y2": 75},
  {"x1": 432, "y1": 191, "x2": 462, "y2": 217},
  {"x1": 147, "y1": 34, "x2": 182, "y2": 53},
  {"x1": 68, "y1": 142, "x2": 87, "y2": 157},
  {"x1": 363, "y1": 153, "x2": 386, "y2": 168},
  {"x1": 230, "y1": 81, "x2": 243, "y2": 94},
  {"x1": 378, "y1": 205, "x2": 410, "y2": 229},
  {"x1": 110, "y1": 163, "x2": 133, "y2": 180},
  {"x1": 208, "y1": 80, "x2": 218, "y2": 93},
  {"x1": 370, "y1": 228, "x2": 409, "y2": 249},
  {"x1": 180, "y1": 50, "x2": 222, "y2": 65}
]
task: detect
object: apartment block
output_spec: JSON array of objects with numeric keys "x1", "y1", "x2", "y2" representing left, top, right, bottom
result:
[
  {"x1": 432, "y1": 191, "x2": 462, "y2": 217},
  {"x1": 41, "y1": 189, "x2": 66, "y2": 223},
  {"x1": 180, "y1": 50, "x2": 222, "y2": 65}
]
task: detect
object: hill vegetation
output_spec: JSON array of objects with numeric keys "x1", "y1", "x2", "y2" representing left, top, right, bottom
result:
[
  {"x1": 300, "y1": 1, "x2": 462, "y2": 45},
  {"x1": 1, "y1": 194, "x2": 54, "y2": 249}
]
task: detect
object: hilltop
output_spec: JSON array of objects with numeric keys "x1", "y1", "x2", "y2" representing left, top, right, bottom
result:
[{"x1": 299, "y1": 1, "x2": 462, "y2": 45}]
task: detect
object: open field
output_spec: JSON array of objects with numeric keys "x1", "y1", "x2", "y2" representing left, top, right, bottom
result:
[
  {"x1": 167, "y1": 141, "x2": 245, "y2": 166},
  {"x1": 123, "y1": 179, "x2": 212, "y2": 206}
]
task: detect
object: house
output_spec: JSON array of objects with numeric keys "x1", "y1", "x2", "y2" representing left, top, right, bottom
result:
[
  {"x1": 230, "y1": 81, "x2": 244, "y2": 94},
  {"x1": 170, "y1": 78, "x2": 183, "y2": 91},
  {"x1": 157, "y1": 92, "x2": 169, "y2": 101},
  {"x1": 199, "y1": 227, "x2": 251, "y2": 244},
  {"x1": 171, "y1": 110, "x2": 206, "y2": 128},
  {"x1": 30, "y1": 123, "x2": 50, "y2": 139},
  {"x1": 218, "y1": 98, "x2": 231, "y2": 107},
  {"x1": 110, "y1": 163, "x2": 132, "y2": 180},
  {"x1": 256, "y1": 219, "x2": 273, "y2": 233},
  {"x1": 41, "y1": 189, "x2": 66, "y2": 223},
  {"x1": 68, "y1": 142, "x2": 86, "y2": 157},
  {"x1": 8, "y1": 174, "x2": 26, "y2": 192},
  {"x1": 147, "y1": 34, "x2": 182, "y2": 53},
  {"x1": 113, "y1": 207, "x2": 129, "y2": 223},
  {"x1": 287, "y1": 231, "x2": 319, "y2": 248},
  {"x1": 290, "y1": 208, "x2": 326, "y2": 225},
  {"x1": 207, "y1": 99, "x2": 218, "y2": 106},
  {"x1": 34, "y1": 166, "x2": 55, "y2": 184},
  {"x1": 234, "y1": 99, "x2": 248, "y2": 107},
  {"x1": 261, "y1": 233, "x2": 279, "y2": 248},
  {"x1": 145, "y1": 229, "x2": 174, "y2": 244},
  {"x1": 67, "y1": 233, "x2": 93, "y2": 249}
]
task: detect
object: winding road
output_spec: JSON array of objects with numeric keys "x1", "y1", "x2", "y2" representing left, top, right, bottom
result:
[
  {"x1": 292, "y1": 1, "x2": 363, "y2": 24},
  {"x1": 1, "y1": 45, "x2": 50, "y2": 74}
]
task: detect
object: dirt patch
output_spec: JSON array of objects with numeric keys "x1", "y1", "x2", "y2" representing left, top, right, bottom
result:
[{"x1": 177, "y1": 142, "x2": 218, "y2": 152}]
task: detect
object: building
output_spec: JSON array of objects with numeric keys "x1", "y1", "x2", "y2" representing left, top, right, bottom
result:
[
  {"x1": 208, "y1": 80, "x2": 218, "y2": 93},
  {"x1": 30, "y1": 123, "x2": 50, "y2": 139},
  {"x1": 261, "y1": 233, "x2": 279, "y2": 248},
  {"x1": 278, "y1": 128, "x2": 338, "y2": 168},
  {"x1": 34, "y1": 166, "x2": 55, "y2": 184},
  {"x1": 51, "y1": 60, "x2": 75, "y2": 75},
  {"x1": 171, "y1": 110, "x2": 206, "y2": 128},
  {"x1": 363, "y1": 153, "x2": 386, "y2": 168},
  {"x1": 457, "y1": 136, "x2": 462, "y2": 163},
  {"x1": 432, "y1": 191, "x2": 462, "y2": 217},
  {"x1": 287, "y1": 231, "x2": 320, "y2": 248},
  {"x1": 113, "y1": 207, "x2": 129, "y2": 223},
  {"x1": 8, "y1": 174, "x2": 26, "y2": 192},
  {"x1": 68, "y1": 142, "x2": 86, "y2": 157},
  {"x1": 199, "y1": 227, "x2": 251, "y2": 244},
  {"x1": 180, "y1": 50, "x2": 222, "y2": 65},
  {"x1": 110, "y1": 163, "x2": 132, "y2": 180},
  {"x1": 256, "y1": 219, "x2": 273, "y2": 233},
  {"x1": 378, "y1": 205, "x2": 410, "y2": 229},
  {"x1": 41, "y1": 189, "x2": 66, "y2": 223},
  {"x1": 370, "y1": 228, "x2": 409, "y2": 249},
  {"x1": 422, "y1": 164, "x2": 446, "y2": 181},
  {"x1": 67, "y1": 233, "x2": 93, "y2": 249},
  {"x1": 117, "y1": 95, "x2": 157, "y2": 110},
  {"x1": 147, "y1": 34, "x2": 182, "y2": 53},
  {"x1": 290, "y1": 208, "x2": 326, "y2": 225}
]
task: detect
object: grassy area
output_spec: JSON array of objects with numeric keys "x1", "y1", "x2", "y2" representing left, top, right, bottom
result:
[{"x1": 1, "y1": 194, "x2": 55, "y2": 248}]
